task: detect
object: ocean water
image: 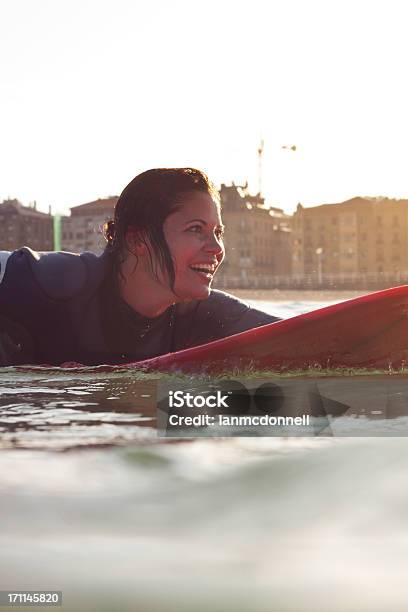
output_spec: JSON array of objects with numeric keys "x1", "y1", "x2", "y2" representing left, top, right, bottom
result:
[{"x1": 1, "y1": 300, "x2": 408, "y2": 612}]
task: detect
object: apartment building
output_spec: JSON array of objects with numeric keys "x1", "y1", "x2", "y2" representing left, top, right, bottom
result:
[
  {"x1": 292, "y1": 197, "x2": 408, "y2": 284},
  {"x1": 61, "y1": 197, "x2": 118, "y2": 254},
  {"x1": 214, "y1": 183, "x2": 292, "y2": 288},
  {"x1": 0, "y1": 199, "x2": 53, "y2": 251}
]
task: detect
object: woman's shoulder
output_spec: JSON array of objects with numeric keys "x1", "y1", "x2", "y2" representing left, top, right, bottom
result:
[
  {"x1": 206, "y1": 288, "x2": 251, "y2": 306},
  {"x1": 202, "y1": 289, "x2": 279, "y2": 326},
  {"x1": 176, "y1": 289, "x2": 249, "y2": 315},
  {"x1": 0, "y1": 247, "x2": 108, "y2": 300},
  {"x1": 173, "y1": 289, "x2": 280, "y2": 349}
]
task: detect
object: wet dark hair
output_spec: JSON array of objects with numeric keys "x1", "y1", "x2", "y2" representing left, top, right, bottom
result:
[{"x1": 103, "y1": 168, "x2": 220, "y2": 289}]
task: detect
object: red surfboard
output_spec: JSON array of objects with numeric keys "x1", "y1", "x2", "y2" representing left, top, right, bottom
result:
[{"x1": 132, "y1": 286, "x2": 408, "y2": 374}]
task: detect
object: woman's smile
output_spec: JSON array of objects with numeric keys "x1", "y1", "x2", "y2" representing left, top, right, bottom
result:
[
  {"x1": 188, "y1": 261, "x2": 219, "y2": 282},
  {"x1": 189, "y1": 261, "x2": 218, "y2": 279}
]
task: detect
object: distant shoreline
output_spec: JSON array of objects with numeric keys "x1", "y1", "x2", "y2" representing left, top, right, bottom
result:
[{"x1": 224, "y1": 288, "x2": 372, "y2": 302}]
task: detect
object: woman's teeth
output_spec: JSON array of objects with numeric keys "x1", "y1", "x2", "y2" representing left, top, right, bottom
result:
[{"x1": 190, "y1": 264, "x2": 215, "y2": 278}]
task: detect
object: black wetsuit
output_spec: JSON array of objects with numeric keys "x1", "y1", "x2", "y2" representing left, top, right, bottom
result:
[{"x1": 0, "y1": 247, "x2": 280, "y2": 366}]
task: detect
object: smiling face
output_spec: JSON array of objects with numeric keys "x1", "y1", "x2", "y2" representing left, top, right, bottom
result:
[{"x1": 161, "y1": 192, "x2": 225, "y2": 300}]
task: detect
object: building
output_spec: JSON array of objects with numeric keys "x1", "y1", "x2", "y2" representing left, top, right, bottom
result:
[
  {"x1": 0, "y1": 199, "x2": 53, "y2": 251},
  {"x1": 214, "y1": 183, "x2": 292, "y2": 288},
  {"x1": 61, "y1": 197, "x2": 118, "y2": 254},
  {"x1": 292, "y1": 197, "x2": 408, "y2": 286}
]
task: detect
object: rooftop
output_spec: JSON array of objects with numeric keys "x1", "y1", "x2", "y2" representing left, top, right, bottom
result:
[
  {"x1": 70, "y1": 196, "x2": 118, "y2": 216},
  {"x1": 0, "y1": 199, "x2": 52, "y2": 218}
]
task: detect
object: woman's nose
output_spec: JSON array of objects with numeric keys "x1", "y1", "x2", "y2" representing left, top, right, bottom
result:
[{"x1": 204, "y1": 233, "x2": 224, "y2": 256}]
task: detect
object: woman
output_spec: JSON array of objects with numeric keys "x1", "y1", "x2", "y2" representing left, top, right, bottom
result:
[{"x1": 0, "y1": 168, "x2": 279, "y2": 366}]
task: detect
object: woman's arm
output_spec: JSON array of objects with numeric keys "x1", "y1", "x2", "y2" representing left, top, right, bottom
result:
[{"x1": 0, "y1": 315, "x2": 36, "y2": 365}]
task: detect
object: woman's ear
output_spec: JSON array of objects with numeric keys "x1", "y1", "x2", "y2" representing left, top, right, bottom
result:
[{"x1": 124, "y1": 228, "x2": 147, "y2": 256}]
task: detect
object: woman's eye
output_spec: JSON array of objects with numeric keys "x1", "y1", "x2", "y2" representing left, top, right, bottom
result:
[{"x1": 186, "y1": 225, "x2": 224, "y2": 238}]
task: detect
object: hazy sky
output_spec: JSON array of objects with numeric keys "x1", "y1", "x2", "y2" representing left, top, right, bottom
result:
[{"x1": 1, "y1": 0, "x2": 407, "y2": 214}]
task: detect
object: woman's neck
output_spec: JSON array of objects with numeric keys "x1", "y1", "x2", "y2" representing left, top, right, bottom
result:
[{"x1": 117, "y1": 258, "x2": 175, "y2": 319}]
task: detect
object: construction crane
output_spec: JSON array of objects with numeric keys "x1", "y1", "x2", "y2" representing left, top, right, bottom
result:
[
  {"x1": 257, "y1": 138, "x2": 264, "y2": 196},
  {"x1": 257, "y1": 140, "x2": 297, "y2": 198}
]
